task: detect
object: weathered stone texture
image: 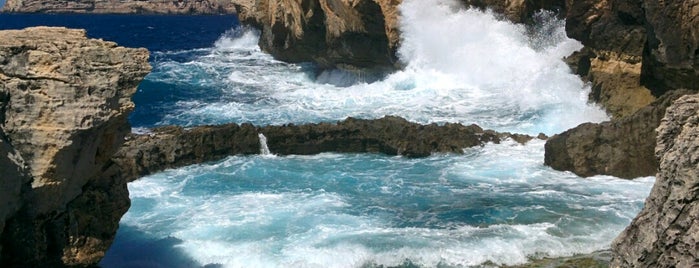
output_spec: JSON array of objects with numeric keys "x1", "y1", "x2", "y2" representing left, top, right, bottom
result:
[
  {"x1": 114, "y1": 116, "x2": 536, "y2": 182},
  {"x1": 611, "y1": 93, "x2": 699, "y2": 267},
  {"x1": 0, "y1": 27, "x2": 150, "y2": 267}
]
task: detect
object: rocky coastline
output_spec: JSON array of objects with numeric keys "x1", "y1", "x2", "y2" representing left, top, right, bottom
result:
[
  {"x1": 113, "y1": 116, "x2": 536, "y2": 182},
  {"x1": 0, "y1": 0, "x2": 697, "y2": 267},
  {"x1": 2, "y1": 0, "x2": 236, "y2": 14}
]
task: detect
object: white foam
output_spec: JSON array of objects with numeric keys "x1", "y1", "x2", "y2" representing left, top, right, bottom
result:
[{"x1": 144, "y1": 0, "x2": 607, "y2": 135}]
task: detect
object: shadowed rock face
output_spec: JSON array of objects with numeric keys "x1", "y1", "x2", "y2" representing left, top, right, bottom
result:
[
  {"x1": 564, "y1": 0, "x2": 699, "y2": 118},
  {"x1": 0, "y1": 27, "x2": 150, "y2": 267},
  {"x1": 113, "y1": 116, "x2": 536, "y2": 182},
  {"x1": 611, "y1": 93, "x2": 699, "y2": 267},
  {"x1": 2, "y1": 0, "x2": 236, "y2": 14},
  {"x1": 234, "y1": 0, "x2": 400, "y2": 70},
  {"x1": 544, "y1": 90, "x2": 694, "y2": 179}
]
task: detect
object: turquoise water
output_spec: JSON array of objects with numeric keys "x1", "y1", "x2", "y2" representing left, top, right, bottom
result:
[{"x1": 0, "y1": 0, "x2": 654, "y2": 267}]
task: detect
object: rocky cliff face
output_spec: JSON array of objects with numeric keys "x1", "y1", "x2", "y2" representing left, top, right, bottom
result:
[
  {"x1": 2, "y1": 0, "x2": 236, "y2": 14},
  {"x1": 114, "y1": 116, "x2": 536, "y2": 182},
  {"x1": 0, "y1": 27, "x2": 150, "y2": 266},
  {"x1": 564, "y1": 0, "x2": 699, "y2": 118},
  {"x1": 233, "y1": 0, "x2": 401, "y2": 70},
  {"x1": 231, "y1": 0, "x2": 568, "y2": 70},
  {"x1": 610, "y1": 93, "x2": 699, "y2": 267}
]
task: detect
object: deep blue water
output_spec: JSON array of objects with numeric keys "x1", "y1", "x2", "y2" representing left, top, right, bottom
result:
[
  {"x1": 0, "y1": 13, "x2": 238, "y2": 51},
  {"x1": 0, "y1": 6, "x2": 654, "y2": 268}
]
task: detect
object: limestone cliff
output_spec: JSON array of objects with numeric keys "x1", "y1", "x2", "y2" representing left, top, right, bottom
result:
[
  {"x1": 2, "y1": 0, "x2": 236, "y2": 14},
  {"x1": 546, "y1": 0, "x2": 699, "y2": 178},
  {"x1": 231, "y1": 0, "x2": 567, "y2": 70},
  {"x1": 610, "y1": 93, "x2": 699, "y2": 267},
  {"x1": 113, "y1": 116, "x2": 536, "y2": 182},
  {"x1": 564, "y1": 0, "x2": 699, "y2": 118},
  {"x1": 233, "y1": 0, "x2": 401, "y2": 70},
  {"x1": 0, "y1": 27, "x2": 150, "y2": 266}
]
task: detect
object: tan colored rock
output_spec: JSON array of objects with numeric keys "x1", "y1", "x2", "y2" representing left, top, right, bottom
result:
[
  {"x1": 0, "y1": 27, "x2": 150, "y2": 266},
  {"x1": 611, "y1": 93, "x2": 699, "y2": 267},
  {"x1": 234, "y1": 0, "x2": 400, "y2": 70},
  {"x1": 3, "y1": 0, "x2": 236, "y2": 14}
]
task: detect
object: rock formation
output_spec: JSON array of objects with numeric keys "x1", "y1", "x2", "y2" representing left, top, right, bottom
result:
[
  {"x1": 232, "y1": 0, "x2": 401, "y2": 70},
  {"x1": 544, "y1": 89, "x2": 694, "y2": 179},
  {"x1": 564, "y1": 0, "x2": 699, "y2": 118},
  {"x1": 0, "y1": 27, "x2": 150, "y2": 266},
  {"x1": 231, "y1": 0, "x2": 568, "y2": 70},
  {"x1": 610, "y1": 93, "x2": 699, "y2": 267},
  {"x1": 2, "y1": 0, "x2": 236, "y2": 14},
  {"x1": 113, "y1": 116, "x2": 536, "y2": 182}
]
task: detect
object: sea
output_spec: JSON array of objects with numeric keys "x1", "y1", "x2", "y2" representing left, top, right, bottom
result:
[{"x1": 0, "y1": 0, "x2": 655, "y2": 267}]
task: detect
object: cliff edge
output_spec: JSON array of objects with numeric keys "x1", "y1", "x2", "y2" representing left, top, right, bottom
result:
[
  {"x1": 2, "y1": 0, "x2": 236, "y2": 14},
  {"x1": 0, "y1": 27, "x2": 150, "y2": 266},
  {"x1": 610, "y1": 93, "x2": 699, "y2": 267}
]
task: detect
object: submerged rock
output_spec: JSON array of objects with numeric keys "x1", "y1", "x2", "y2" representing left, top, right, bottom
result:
[
  {"x1": 0, "y1": 27, "x2": 150, "y2": 266},
  {"x1": 114, "y1": 116, "x2": 536, "y2": 182},
  {"x1": 544, "y1": 90, "x2": 694, "y2": 179},
  {"x1": 611, "y1": 93, "x2": 699, "y2": 267},
  {"x1": 2, "y1": 0, "x2": 236, "y2": 14}
]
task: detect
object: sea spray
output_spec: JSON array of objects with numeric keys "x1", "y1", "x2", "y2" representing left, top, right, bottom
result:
[
  {"x1": 258, "y1": 133, "x2": 272, "y2": 155},
  {"x1": 102, "y1": 0, "x2": 651, "y2": 267},
  {"x1": 137, "y1": 0, "x2": 606, "y2": 135}
]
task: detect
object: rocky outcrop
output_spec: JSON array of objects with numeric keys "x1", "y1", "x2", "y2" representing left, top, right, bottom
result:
[
  {"x1": 232, "y1": 0, "x2": 569, "y2": 70},
  {"x1": 0, "y1": 27, "x2": 150, "y2": 266},
  {"x1": 544, "y1": 89, "x2": 693, "y2": 179},
  {"x1": 564, "y1": 0, "x2": 699, "y2": 118},
  {"x1": 113, "y1": 116, "x2": 536, "y2": 182},
  {"x1": 233, "y1": 0, "x2": 401, "y2": 70},
  {"x1": 610, "y1": 93, "x2": 699, "y2": 267},
  {"x1": 2, "y1": 0, "x2": 236, "y2": 14}
]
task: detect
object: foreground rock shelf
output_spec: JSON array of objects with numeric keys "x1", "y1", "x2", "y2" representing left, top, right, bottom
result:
[{"x1": 114, "y1": 116, "x2": 537, "y2": 182}]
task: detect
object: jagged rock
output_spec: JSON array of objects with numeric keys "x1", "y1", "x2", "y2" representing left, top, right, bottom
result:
[
  {"x1": 544, "y1": 90, "x2": 694, "y2": 179},
  {"x1": 564, "y1": 0, "x2": 699, "y2": 118},
  {"x1": 232, "y1": 0, "x2": 569, "y2": 70},
  {"x1": 114, "y1": 116, "x2": 535, "y2": 182},
  {"x1": 564, "y1": 0, "x2": 655, "y2": 118},
  {"x1": 233, "y1": 0, "x2": 400, "y2": 70},
  {"x1": 611, "y1": 93, "x2": 699, "y2": 267},
  {"x1": 0, "y1": 27, "x2": 150, "y2": 266},
  {"x1": 2, "y1": 0, "x2": 236, "y2": 14},
  {"x1": 641, "y1": 0, "x2": 699, "y2": 93}
]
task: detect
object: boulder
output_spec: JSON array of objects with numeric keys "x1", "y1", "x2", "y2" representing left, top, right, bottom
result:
[
  {"x1": 544, "y1": 90, "x2": 694, "y2": 179},
  {"x1": 0, "y1": 27, "x2": 150, "y2": 266},
  {"x1": 610, "y1": 93, "x2": 699, "y2": 267}
]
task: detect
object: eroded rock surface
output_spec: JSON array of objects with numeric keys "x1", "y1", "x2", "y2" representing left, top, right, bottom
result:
[
  {"x1": 2, "y1": 0, "x2": 236, "y2": 14},
  {"x1": 544, "y1": 90, "x2": 693, "y2": 179},
  {"x1": 564, "y1": 0, "x2": 699, "y2": 118},
  {"x1": 114, "y1": 116, "x2": 535, "y2": 182},
  {"x1": 0, "y1": 27, "x2": 150, "y2": 267},
  {"x1": 233, "y1": 0, "x2": 401, "y2": 70},
  {"x1": 611, "y1": 93, "x2": 699, "y2": 267}
]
